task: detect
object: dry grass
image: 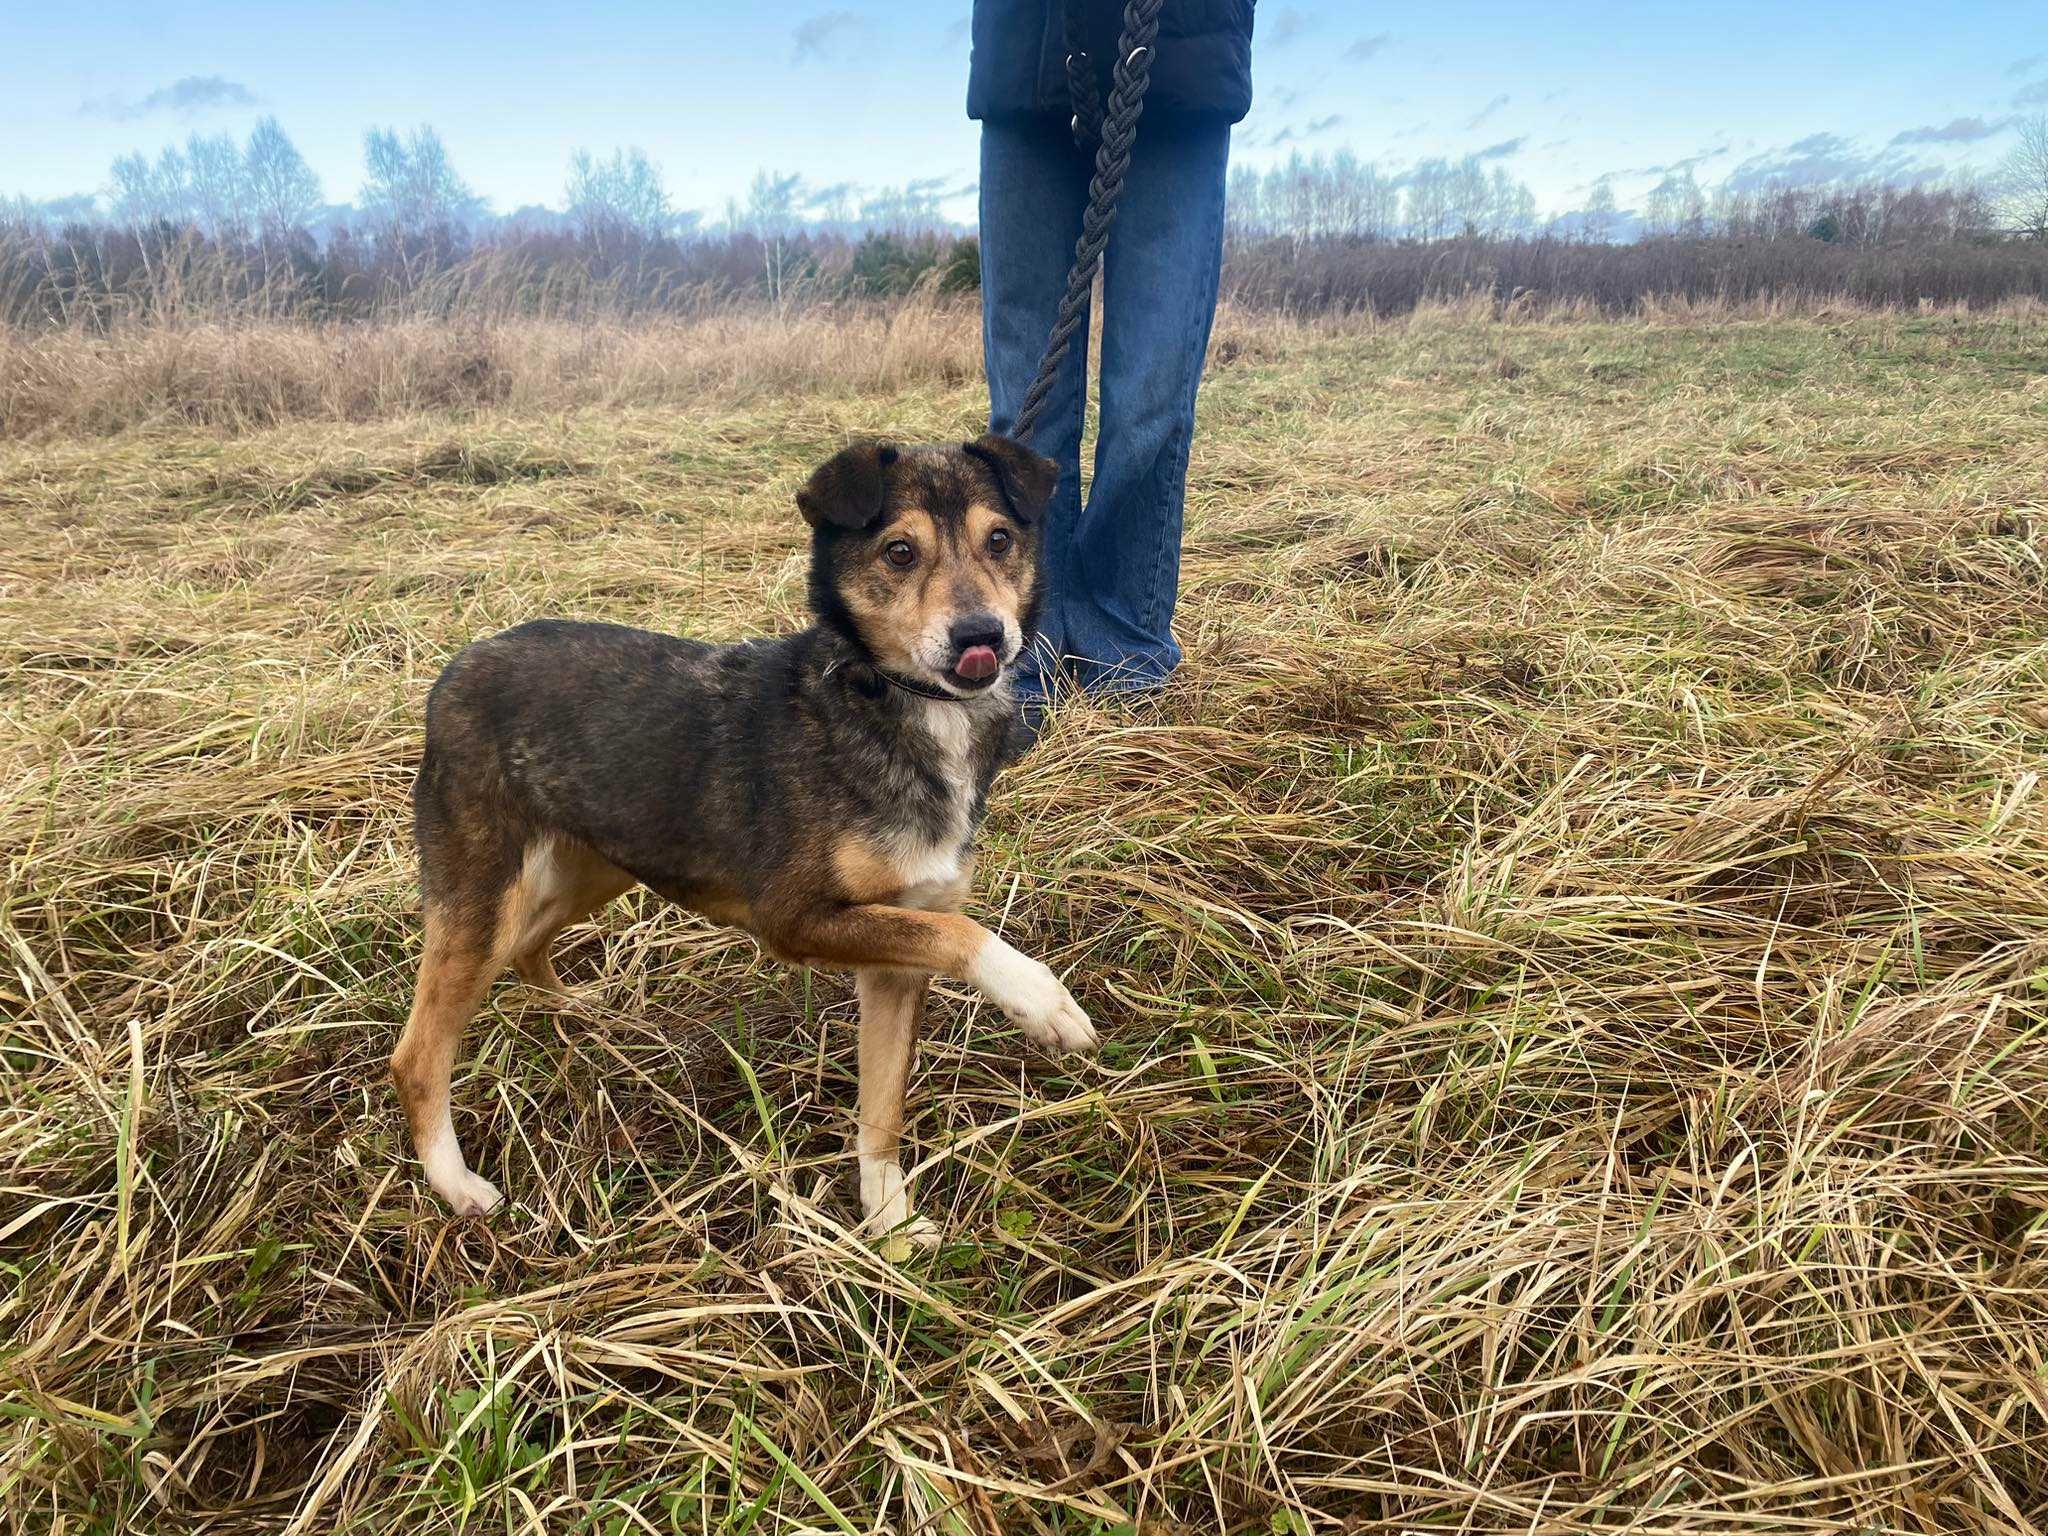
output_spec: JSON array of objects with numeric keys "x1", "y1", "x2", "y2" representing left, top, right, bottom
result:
[
  {"x1": 13, "y1": 292, "x2": 2034, "y2": 444},
  {"x1": 3, "y1": 304, "x2": 2047, "y2": 1534},
  {"x1": 0, "y1": 296, "x2": 987, "y2": 441}
]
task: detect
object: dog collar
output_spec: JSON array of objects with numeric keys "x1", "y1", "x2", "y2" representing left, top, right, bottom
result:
[{"x1": 874, "y1": 666, "x2": 972, "y2": 703}]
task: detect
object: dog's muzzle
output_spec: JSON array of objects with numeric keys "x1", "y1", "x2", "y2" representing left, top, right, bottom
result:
[{"x1": 944, "y1": 614, "x2": 1008, "y2": 691}]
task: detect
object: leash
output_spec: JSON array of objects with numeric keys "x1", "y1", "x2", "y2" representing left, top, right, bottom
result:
[{"x1": 1010, "y1": 0, "x2": 1165, "y2": 446}]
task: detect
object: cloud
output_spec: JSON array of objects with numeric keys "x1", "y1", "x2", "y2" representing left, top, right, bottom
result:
[
  {"x1": 82, "y1": 74, "x2": 258, "y2": 121},
  {"x1": 2016, "y1": 79, "x2": 2048, "y2": 107},
  {"x1": 940, "y1": 16, "x2": 969, "y2": 47},
  {"x1": 1613, "y1": 145, "x2": 1731, "y2": 179},
  {"x1": 1473, "y1": 136, "x2": 1525, "y2": 161},
  {"x1": 1465, "y1": 94, "x2": 1510, "y2": 130},
  {"x1": 2009, "y1": 53, "x2": 2046, "y2": 77},
  {"x1": 1345, "y1": 31, "x2": 1392, "y2": 62},
  {"x1": 1265, "y1": 115, "x2": 1345, "y2": 147},
  {"x1": 1266, "y1": 6, "x2": 1317, "y2": 46},
  {"x1": 792, "y1": 10, "x2": 864, "y2": 63},
  {"x1": 1722, "y1": 131, "x2": 1928, "y2": 193},
  {"x1": 1889, "y1": 115, "x2": 2011, "y2": 145},
  {"x1": 806, "y1": 180, "x2": 858, "y2": 213}
]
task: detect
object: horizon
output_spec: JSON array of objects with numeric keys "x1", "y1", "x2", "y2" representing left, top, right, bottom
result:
[{"x1": 5, "y1": 1, "x2": 2046, "y2": 228}]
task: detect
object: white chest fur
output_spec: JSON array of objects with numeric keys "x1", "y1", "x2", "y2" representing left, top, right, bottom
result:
[{"x1": 885, "y1": 699, "x2": 978, "y2": 908}]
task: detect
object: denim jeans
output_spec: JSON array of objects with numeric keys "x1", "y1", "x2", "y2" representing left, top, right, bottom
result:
[{"x1": 980, "y1": 114, "x2": 1231, "y2": 697}]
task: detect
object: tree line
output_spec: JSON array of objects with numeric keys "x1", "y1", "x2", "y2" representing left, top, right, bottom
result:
[
  {"x1": 4, "y1": 121, "x2": 966, "y2": 248},
  {"x1": 1225, "y1": 149, "x2": 2020, "y2": 247},
  {"x1": 21, "y1": 113, "x2": 2045, "y2": 252},
  {"x1": 5, "y1": 117, "x2": 2046, "y2": 327}
]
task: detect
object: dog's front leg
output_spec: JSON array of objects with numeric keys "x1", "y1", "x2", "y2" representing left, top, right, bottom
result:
[
  {"x1": 856, "y1": 967, "x2": 940, "y2": 1256},
  {"x1": 769, "y1": 904, "x2": 1097, "y2": 1055}
]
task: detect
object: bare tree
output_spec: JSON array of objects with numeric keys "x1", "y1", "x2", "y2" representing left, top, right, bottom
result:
[
  {"x1": 1486, "y1": 166, "x2": 1536, "y2": 238},
  {"x1": 860, "y1": 177, "x2": 948, "y2": 236},
  {"x1": 1225, "y1": 162, "x2": 1267, "y2": 239},
  {"x1": 1358, "y1": 159, "x2": 1399, "y2": 241},
  {"x1": 566, "y1": 147, "x2": 672, "y2": 248},
  {"x1": 183, "y1": 133, "x2": 249, "y2": 241},
  {"x1": 1582, "y1": 181, "x2": 1617, "y2": 243},
  {"x1": 1998, "y1": 114, "x2": 2048, "y2": 239},
  {"x1": 1446, "y1": 156, "x2": 1490, "y2": 236},
  {"x1": 360, "y1": 126, "x2": 482, "y2": 243},
  {"x1": 108, "y1": 147, "x2": 191, "y2": 228},
  {"x1": 1225, "y1": 154, "x2": 1412, "y2": 244},
  {"x1": 746, "y1": 170, "x2": 803, "y2": 298},
  {"x1": 1640, "y1": 170, "x2": 1705, "y2": 239},
  {"x1": 244, "y1": 118, "x2": 322, "y2": 242},
  {"x1": 1404, "y1": 159, "x2": 1452, "y2": 241}
]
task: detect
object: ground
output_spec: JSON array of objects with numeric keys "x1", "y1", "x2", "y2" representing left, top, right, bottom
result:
[{"x1": 3, "y1": 305, "x2": 2047, "y2": 1534}]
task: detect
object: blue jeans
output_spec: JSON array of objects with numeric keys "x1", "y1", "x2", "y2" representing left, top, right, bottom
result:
[{"x1": 980, "y1": 114, "x2": 1230, "y2": 697}]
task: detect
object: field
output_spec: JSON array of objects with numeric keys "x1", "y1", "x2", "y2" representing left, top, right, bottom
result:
[{"x1": 4, "y1": 301, "x2": 2048, "y2": 1534}]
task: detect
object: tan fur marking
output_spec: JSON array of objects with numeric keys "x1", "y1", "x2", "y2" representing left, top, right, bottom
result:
[
  {"x1": 965, "y1": 502, "x2": 1031, "y2": 608},
  {"x1": 856, "y1": 967, "x2": 924, "y2": 1157},
  {"x1": 901, "y1": 508, "x2": 954, "y2": 661},
  {"x1": 842, "y1": 507, "x2": 938, "y2": 672},
  {"x1": 500, "y1": 837, "x2": 634, "y2": 992},
  {"x1": 760, "y1": 902, "x2": 988, "y2": 976},
  {"x1": 391, "y1": 903, "x2": 505, "y2": 1169},
  {"x1": 683, "y1": 891, "x2": 757, "y2": 929},
  {"x1": 833, "y1": 837, "x2": 906, "y2": 905}
]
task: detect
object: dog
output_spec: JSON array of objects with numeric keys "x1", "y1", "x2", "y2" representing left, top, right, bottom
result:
[{"x1": 389, "y1": 434, "x2": 1097, "y2": 1254}]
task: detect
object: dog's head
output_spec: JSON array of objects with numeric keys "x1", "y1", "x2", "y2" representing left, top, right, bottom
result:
[{"x1": 797, "y1": 434, "x2": 1057, "y2": 698}]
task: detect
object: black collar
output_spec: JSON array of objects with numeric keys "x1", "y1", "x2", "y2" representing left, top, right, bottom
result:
[{"x1": 874, "y1": 666, "x2": 970, "y2": 703}]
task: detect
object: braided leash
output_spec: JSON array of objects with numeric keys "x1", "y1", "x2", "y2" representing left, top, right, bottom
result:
[{"x1": 1011, "y1": 0, "x2": 1164, "y2": 447}]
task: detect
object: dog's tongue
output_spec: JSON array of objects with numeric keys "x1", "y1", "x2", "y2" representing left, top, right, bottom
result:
[{"x1": 954, "y1": 645, "x2": 999, "y2": 680}]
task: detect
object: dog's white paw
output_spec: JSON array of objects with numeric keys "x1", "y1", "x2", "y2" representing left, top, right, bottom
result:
[
  {"x1": 424, "y1": 1140, "x2": 504, "y2": 1217},
  {"x1": 441, "y1": 1167, "x2": 504, "y2": 1217},
  {"x1": 877, "y1": 1214, "x2": 942, "y2": 1262},
  {"x1": 861, "y1": 1155, "x2": 940, "y2": 1259},
  {"x1": 971, "y1": 938, "x2": 1099, "y2": 1056}
]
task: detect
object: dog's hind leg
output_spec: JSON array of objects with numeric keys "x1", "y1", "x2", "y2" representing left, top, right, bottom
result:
[
  {"x1": 506, "y1": 837, "x2": 634, "y2": 996},
  {"x1": 856, "y1": 967, "x2": 940, "y2": 1258},
  {"x1": 392, "y1": 897, "x2": 511, "y2": 1216}
]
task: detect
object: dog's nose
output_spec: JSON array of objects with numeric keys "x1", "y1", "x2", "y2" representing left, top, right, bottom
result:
[{"x1": 947, "y1": 614, "x2": 1005, "y2": 654}]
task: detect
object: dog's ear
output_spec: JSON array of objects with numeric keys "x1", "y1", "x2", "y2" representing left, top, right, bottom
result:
[
  {"x1": 797, "y1": 440, "x2": 899, "y2": 530},
  {"x1": 964, "y1": 433, "x2": 1057, "y2": 524}
]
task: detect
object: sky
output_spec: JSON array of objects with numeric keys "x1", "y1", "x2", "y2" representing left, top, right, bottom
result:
[{"x1": 3, "y1": 0, "x2": 2045, "y2": 222}]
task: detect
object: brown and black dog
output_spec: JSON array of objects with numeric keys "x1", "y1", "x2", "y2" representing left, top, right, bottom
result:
[{"x1": 390, "y1": 434, "x2": 1096, "y2": 1253}]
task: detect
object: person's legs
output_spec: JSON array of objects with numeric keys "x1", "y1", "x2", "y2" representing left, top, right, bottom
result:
[
  {"x1": 979, "y1": 117, "x2": 1090, "y2": 695},
  {"x1": 1060, "y1": 119, "x2": 1231, "y2": 692}
]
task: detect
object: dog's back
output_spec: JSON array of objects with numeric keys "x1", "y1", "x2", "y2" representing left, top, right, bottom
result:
[{"x1": 416, "y1": 619, "x2": 756, "y2": 908}]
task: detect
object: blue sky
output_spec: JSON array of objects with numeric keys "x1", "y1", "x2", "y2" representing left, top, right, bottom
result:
[{"x1": 5, "y1": 0, "x2": 2044, "y2": 220}]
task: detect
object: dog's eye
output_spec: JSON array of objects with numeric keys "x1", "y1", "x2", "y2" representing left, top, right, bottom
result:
[
  {"x1": 987, "y1": 527, "x2": 1013, "y2": 555},
  {"x1": 882, "y1": 540, "x2": 917, "y2": 569}
]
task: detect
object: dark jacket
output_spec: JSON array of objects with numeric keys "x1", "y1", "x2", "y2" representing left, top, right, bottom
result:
[{"x1": 968, "y1": 0, "x2": 1254, "y2": 126}]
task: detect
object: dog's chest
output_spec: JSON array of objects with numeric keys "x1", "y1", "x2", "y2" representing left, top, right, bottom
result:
[{"x1": 881, "y1": 702, "x2": 980, "y2": 907}]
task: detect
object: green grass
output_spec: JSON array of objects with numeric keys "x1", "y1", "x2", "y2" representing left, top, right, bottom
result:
[{"x1": 2, "y1": 304, "x2": 2046, "y2": 1534}]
